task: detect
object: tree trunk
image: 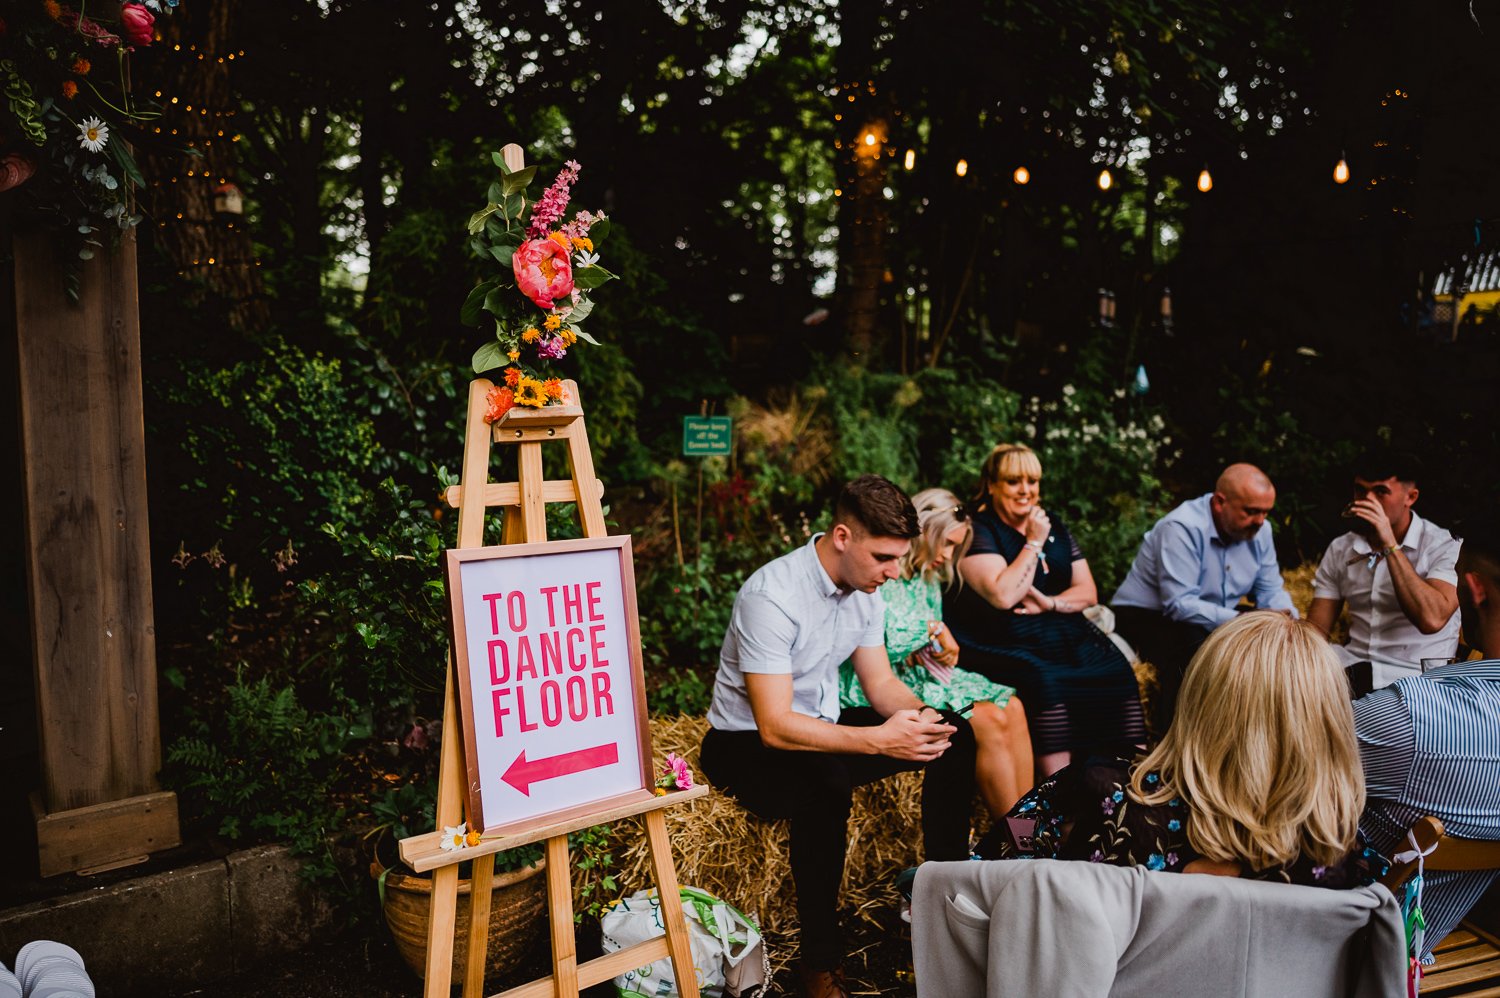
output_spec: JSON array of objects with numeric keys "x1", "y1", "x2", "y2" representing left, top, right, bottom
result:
[
  {"x1": 137, "y1": 0, "x2": 266, "y2": 333},
  {"x1": 832, "y1": 3, "x2": 888, "y2": 366}
]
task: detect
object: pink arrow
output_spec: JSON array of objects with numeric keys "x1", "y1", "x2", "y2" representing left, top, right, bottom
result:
[{"x1": 502, "y1": 743, "x2": 620, "y2": 796}]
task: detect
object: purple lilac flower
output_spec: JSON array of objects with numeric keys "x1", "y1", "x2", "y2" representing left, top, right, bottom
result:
[
  {"x1": 536, "y1": 335, "x2": 567, "y2": 360},
  {"x1": 1166, "y1": 852, "x2": 1179, "y2": 866}
]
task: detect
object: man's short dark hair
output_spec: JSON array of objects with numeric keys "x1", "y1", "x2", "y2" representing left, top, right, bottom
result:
[
  {"x1": 1352, "y1": 448, "x2": 1425, "y2": 486},
  {"x1": 834, "y1": 475, "x2": 919, "y2": 539}
]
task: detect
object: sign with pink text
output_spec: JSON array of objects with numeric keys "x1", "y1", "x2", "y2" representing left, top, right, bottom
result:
[{"x1": 444, "y1": 536, "x2": 652, "y2": 835}]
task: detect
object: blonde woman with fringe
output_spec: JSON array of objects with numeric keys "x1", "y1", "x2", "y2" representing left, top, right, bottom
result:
[
  {"x1": 975, "y1": 612, "x2": 1388, "y2": 888},
  {"x1": 838, "y1": 488, "x2": 1035, "y2": 814}
]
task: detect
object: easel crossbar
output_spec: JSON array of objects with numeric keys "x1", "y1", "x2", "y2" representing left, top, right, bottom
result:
[
  {"x1": 491, "y1": 936, "x2": 672, "y2": 998},
  {"x1": 443, "y1": 478, "x2": 604, "y2": 509},
  {"x1": 400, "y1": 785, "x2": 708, "y2": 874}
]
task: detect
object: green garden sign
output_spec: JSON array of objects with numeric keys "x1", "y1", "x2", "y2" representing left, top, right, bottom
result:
[{"x1": 682, "y1": 416, "x2": 732, "y2": 456}]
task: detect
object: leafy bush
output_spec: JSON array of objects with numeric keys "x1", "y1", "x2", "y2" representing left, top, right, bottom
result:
[
  {"x1": 166, "y1": 672, "x2": 364, "y2": 882},
  {"x1": 164, "y1": 338, "x2": 380, "y2": 586},
  {"x1": 1021, "y1": 383, "x2": 1173, "y2": 594}
]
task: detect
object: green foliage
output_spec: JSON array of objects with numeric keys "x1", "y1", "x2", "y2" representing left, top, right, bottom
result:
[
  {"x1": 1022, "y1": 384, "x2": 1172, "y2": 594},
  {"x1": 569, "y1": 823, "x2": 620, "y2": 922},
  {"x1": 166, "y1": 672, "x2": 362, "y2": 882},
  {"x1": 167, "y1": 338, "x2": 379, "y2": 581},
  {"x1": 299, "y1": 478, "x2": 453, "y2": 707}
]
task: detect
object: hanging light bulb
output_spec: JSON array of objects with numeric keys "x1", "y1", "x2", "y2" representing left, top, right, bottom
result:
[
  {"x1": 1097, "y1": 168, "x2": 1113, "y2": 191},
  {"x1": 955, "y1": 158, "x2": 969, "y2": 177},
  {"x1": 1333, "y1": 154, "x2": 1350, "y2": 185},
  {"x1": 1012, "y1": 165, "x2": 1030, "y2": 185},
  {"x1": 903, "y1": 148, "x2": 916, "y2": 171},
  {"x1": 1197, "y1": 167, "x2": 1213, "y2": 193}
]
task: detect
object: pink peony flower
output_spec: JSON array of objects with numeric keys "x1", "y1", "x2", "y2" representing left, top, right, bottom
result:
[
  {"x1": 512, "y1": 237, "x2": 575, "y2": 310},
  {"x1": 119, "y1": 2, "x2": 154, "y2": 47}
]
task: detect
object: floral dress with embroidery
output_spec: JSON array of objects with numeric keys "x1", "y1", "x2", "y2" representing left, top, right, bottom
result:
[{"x1": 975, "y1": 756, "x2": 1389, "y2": 888}]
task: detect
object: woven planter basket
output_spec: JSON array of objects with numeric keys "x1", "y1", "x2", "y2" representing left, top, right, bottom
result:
[{"x1": 381, "y1": 859, "x2": 547, "y2": 980}]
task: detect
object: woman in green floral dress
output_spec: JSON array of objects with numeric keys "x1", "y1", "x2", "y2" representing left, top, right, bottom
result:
[{"x1": 839, "y1": 488, "x2": 1034, "y2": 814}]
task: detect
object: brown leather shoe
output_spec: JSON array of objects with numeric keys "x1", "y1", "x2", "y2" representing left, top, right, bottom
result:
[{"x1": 798, "y1": 965, "x2": 851, "y2": 998}]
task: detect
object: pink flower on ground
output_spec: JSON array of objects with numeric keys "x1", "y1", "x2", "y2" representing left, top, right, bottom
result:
[
  {"x1": 512, "y1": 237, "x2": 575, "y2": 309},
  {"x1": 119, "y1": 2, "x2": 154, "y2": 47}
]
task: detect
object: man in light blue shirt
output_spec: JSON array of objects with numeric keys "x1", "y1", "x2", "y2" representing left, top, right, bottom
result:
[{"x1": 1112, "y1": 463, "x2": 1297, "y2": 733}]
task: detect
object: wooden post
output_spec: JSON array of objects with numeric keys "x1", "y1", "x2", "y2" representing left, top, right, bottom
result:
[{"x1": 10, "y1": 226, "x2": 180, "y2": 876}]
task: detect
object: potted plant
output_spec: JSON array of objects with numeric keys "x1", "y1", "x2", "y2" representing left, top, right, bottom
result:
[{"x1": 369, "y1": 781, "x2": 548, "y2": 981}]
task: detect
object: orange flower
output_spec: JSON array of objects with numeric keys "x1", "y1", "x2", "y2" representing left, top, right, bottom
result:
[
  {"x1": 71, "y1": 57, "x2": 91, "y2": 75},
  {"x1": 61, "y1": 80, "x2": 78, "y2": 99},
  {"x1": 502, "y1": 367, "x2": 522, "y2": 388},
  {"x1": 544, "y1": 378, "x2": 563, "y2": 401},
  {"x1": 43, "y1": 0, "x2": 62, "y2": 20},
  {"x1": 521, "y1": 327, "x2": 540, "y2": 343},
  {"x1": 543, "y1": 313, "x2": 562, "y2": 331},
  {"x1": 559, "y1": 327, "x2": 577, "y2": 347},
  {"x1": 465, "y1": 830, "x2": 482, "y2": 847},
  {"x1": 483, "y1": 386, "x2": 515, "y2": 424},
  {"x1": 547, "y1": 230, "x2": 572, "y2": 250}
]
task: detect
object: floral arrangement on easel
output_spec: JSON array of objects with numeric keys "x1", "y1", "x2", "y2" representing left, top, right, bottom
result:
[
  {"x1": 460, "y1": 152, "x2": 617, "y2": 424},
  {"x1": 1, "y1": 0, "x2": 179, "y2": 295}
]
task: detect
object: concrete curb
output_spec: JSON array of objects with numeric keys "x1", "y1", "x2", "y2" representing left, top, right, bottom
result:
[{"x1": 0, "y1": 843, "x2": 335, "y2": 995}]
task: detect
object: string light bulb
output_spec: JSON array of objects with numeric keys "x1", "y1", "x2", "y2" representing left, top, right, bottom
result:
[
  {"x1": 862, "y1": 130, "x2": 876, "y2": 147},
  {"x1": 1197, "y1": 167, "x2": 1213, "y2": 193},
  {"x1": 1097, "y1": 168, "x2": 1113, "y2": 191},
  {"x1": 1012, "y1": 166, "x2": 1030, "y2": 185},
  {"x1": 903, "y1": 149, "x2": 915, "y2": 171},
  {"x1": 1333, "y1": 154, "x2": 1350, "y2": 185},
  {"x1": 955, "y1": 158, "x2": 969, "y2": 177}
]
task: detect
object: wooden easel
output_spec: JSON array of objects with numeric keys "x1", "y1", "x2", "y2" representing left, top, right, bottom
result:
[{"x1": 399, "y1": 245, "x2": 705, "y2": 997}]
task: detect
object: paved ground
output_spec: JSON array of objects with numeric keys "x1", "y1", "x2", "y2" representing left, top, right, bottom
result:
[{"x1": 160, "y1": 909, "x2": 921, "y2": 997}]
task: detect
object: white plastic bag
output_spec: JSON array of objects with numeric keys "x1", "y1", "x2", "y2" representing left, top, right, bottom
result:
[{"x1": 599, "y1": 885, "x2": 764, "y2": 998}]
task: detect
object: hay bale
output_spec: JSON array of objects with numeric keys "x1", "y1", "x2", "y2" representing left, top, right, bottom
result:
[{"x1": 576, "y1": 715, "x2": 926, "y2": 975}]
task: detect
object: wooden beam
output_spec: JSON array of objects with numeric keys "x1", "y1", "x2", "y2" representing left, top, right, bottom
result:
[
  {"x1": 31, "y1": 790, "x2": 180, "y2": 878},
  {"x1": 13, "y1": 227, "x2": 179, "y2": 872}
]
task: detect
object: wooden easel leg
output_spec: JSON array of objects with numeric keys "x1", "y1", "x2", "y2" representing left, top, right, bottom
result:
[
  {"x1": 425, "y1": 657, "x2": 467, "y2": 996},
  {"x1": 644, "y1": 809, "x2": 701, "y2": 998},
  {"x1": 564, "y1": 421, "x2": 608, "y2": 538},
  {"x1": 425, "y1": 863, "x2": 460, "y2": 995},
  {"x1": 464, "y1": 853, "x2": 495, "y2": 998},
  {"x1": 545, "y1": 835, "x2": 579, "y2": 996}
]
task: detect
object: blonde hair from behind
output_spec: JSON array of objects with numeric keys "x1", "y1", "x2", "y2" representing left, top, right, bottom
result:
[
  {"x1": 1129, "y1": 612, "x2": 1365, "y2": 872},
  {"x1": 904, "y1": 487, "x2": 973, "y2": 587}
]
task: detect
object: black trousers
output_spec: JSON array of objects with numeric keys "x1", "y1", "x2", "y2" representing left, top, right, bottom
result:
[
  {"x1": 1111, "y1": 605, "x2": 1212, "y2": 737},
  {"x1": 699, "y1": 707, "x2": 976, "y2": 970}
]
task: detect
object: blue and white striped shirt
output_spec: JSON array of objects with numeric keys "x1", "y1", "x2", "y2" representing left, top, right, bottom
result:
[{"x1": 1354, "y1": 659, "x2": 1500, "y2": 958}]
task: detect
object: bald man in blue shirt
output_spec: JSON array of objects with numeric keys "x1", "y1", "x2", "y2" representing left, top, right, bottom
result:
[{"x1": 1112, "y1": 463, "x2": 1297, "y2": 734}]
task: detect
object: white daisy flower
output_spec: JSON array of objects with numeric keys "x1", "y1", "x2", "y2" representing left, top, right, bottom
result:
[
  {"x1": 439, "y1": 822, "x2": 468, "y2": 852},
  {"x1": 77, "y1": 117, "x2": 110, "y2": 153}
]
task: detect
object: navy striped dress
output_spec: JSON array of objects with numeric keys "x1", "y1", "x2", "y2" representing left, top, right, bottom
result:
[{"x1": 945, "y1": 509, "x2": 1145, "y2": 757}]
